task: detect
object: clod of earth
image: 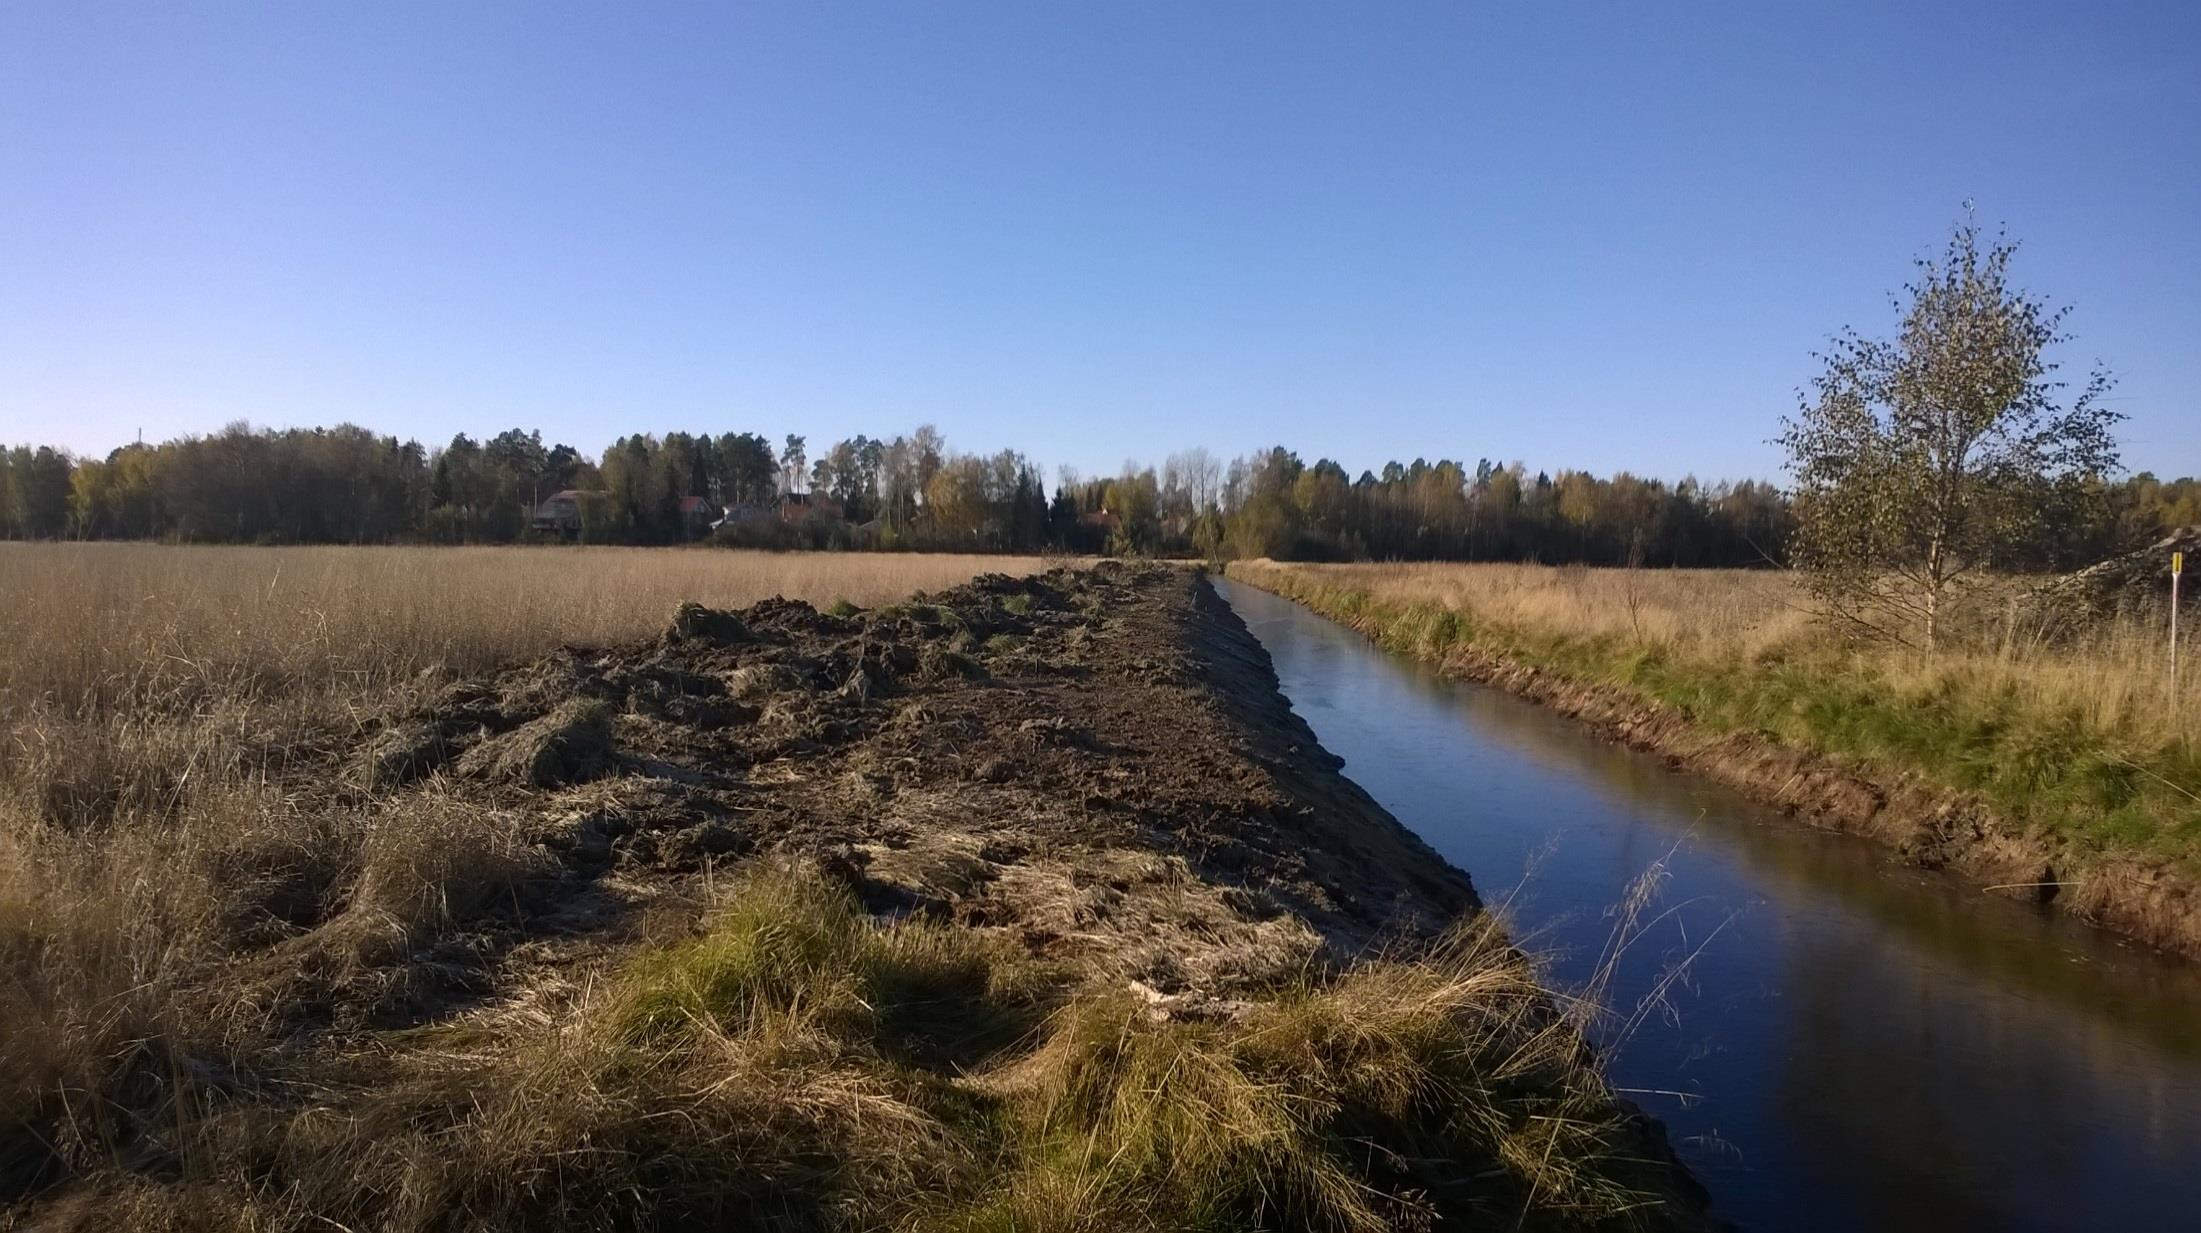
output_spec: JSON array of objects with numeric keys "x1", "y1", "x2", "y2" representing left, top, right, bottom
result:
[
  {"x1": 667, "y1": 600, "x2": 753, "y2": 644},
  {"x1": 347, "y1": 718, "x2": 449, "y2": 791},
  {"x1": 456, "y1": 696, "x2": 617, "y2": 787},
  {"x1": 727, "y1": 661, "x2": 807, "y2": 698}
]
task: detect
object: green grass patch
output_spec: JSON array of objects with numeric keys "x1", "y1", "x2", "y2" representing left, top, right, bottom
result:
[
  {"x1": 615, "y1": 867, "x2": 1053, "y2": 1069},
  {"x1": 928, "y1": 918, "x2": 1680, "y2": 1232},
  {"x1": 240, "y1": 867, "x2": 1697, "y2": 1230}
]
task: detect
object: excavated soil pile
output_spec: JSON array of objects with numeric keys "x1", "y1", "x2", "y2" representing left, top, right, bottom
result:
[
  {"x1": 354, "y1": 561, "x2": 1478, "y2": 989},
  {"x1": 2031, "y1": 526, "x2": 2199, "y2": 633}
]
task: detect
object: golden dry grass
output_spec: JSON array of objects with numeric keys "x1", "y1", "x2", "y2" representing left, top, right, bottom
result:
[
  {"x1": 0, "y1": 545, "x2": 1032, "y2": 1225},
  {"x1": 0, "y1": 543, "x2": 1055, "y2": 717},
  {"x1": 0, "y1": 542, "x2": 1054, "y2": 1221}
]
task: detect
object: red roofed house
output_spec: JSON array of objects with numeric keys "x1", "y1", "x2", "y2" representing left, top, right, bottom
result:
[{"x1": 677, "y1": 495, "x2": 719, "y2": 537}]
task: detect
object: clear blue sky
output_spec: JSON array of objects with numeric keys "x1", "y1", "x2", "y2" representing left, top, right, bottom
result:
[{"x1": 3, "y1": 2, "x2": 2196, "y2": 482}]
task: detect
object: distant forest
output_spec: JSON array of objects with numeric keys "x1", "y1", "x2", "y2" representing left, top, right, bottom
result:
[{"x1": 3, "y1": 421, "x2": 2194, "y2": 567}]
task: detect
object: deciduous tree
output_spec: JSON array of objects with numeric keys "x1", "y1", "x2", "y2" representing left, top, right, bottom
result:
[{"x1": 1779, "y1": 217, "x2": 2122, "y2": 648}]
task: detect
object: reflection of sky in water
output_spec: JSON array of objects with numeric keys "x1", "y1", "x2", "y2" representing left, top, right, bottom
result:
[{"x1": 1217, "y1": 580, "x2": 2201, "y2": 1232}]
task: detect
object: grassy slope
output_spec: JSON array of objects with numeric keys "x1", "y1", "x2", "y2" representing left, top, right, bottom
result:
[
  {"x1": 564, "y1": 867, "x2": 1678, "y2": 1233},
  {"x1": 1229, "y1": 562, "x2": 2201, "y2": 879},
  {"x1": 3, "y1": 862, "x2": 1692, "y2": 1232}
]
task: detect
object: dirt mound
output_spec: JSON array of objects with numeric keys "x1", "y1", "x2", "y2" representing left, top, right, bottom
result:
[
  {"x1": 666, "y1": 599, "x2": 752, "y2": 644},
  {"x1": 456, "y1": 697, "x2": 616, "y2": 787},
  {"x1": 2032, "y1": 526, "x2": 2199, "y2": 631},
  {"x1": 332, "y1": 561, "x2": 1476, "y2": 983}
]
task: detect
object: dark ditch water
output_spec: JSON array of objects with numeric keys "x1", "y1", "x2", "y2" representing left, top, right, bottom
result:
[{"x1": 1214, "y1": 578, "x2": 2201, "y2": 1231}]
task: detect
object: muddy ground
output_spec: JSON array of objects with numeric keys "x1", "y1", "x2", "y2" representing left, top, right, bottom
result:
[{"x1": 352, "y1": 560, "x2": 1482, "y2": 1008}]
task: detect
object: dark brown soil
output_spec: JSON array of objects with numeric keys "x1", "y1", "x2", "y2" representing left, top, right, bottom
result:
[{"x1": 338, "y1": 561, "x2": 1481, "y2": 1001}]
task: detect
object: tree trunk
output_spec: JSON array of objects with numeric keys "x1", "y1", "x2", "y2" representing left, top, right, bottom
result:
[
  {"x1": 1923, "y1": 531, "x2": 1947, "y2": 653},
  {"x1": 1923, "y1": 580, "x2": 1940, "y2": 653}
]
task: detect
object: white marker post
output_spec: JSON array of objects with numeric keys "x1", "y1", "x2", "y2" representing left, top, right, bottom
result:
[{"x1": 2174, "y1": 550, "x2": 2184, "y2": 696}]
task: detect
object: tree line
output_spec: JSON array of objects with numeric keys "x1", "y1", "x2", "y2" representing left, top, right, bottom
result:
[{"x1": 2, "y1": 417, "x2": 2190, "y2": 567}]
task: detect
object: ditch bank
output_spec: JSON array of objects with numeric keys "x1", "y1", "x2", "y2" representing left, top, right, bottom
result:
[
  {"x1": 9, "y1": 561, "x2": 1713, "y2": 1231},
  {"x1": 1226, "y1": 561, "x2": 2201, "y2": 963}
]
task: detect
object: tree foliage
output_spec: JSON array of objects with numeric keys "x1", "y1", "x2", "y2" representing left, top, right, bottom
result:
[
  {"x1": 8, "y1": 383, "x2": 2179, "y2": 568},
  {"x1": 1779, "y1": 219, "x2": 2123, "y2": 647}
]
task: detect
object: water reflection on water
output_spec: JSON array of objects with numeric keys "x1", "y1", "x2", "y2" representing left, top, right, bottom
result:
[{"x1": 1216, "y1": 579, "x2": 2201, "y2": 1232}]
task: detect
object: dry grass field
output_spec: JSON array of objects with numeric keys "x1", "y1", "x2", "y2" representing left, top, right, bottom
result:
[
  {"x1": 1230, "y1": 560, "x2": 2200, "y2": 871},
  {"x1": 0, "y1": 543, "x2": 1059, "y2": 876},
  {"x1": 0, "y1": 543, "x2": 1056, "y2": 717},
  {"x1": 0, "y1": 544, "x2": 1054, "y2": 1223}
]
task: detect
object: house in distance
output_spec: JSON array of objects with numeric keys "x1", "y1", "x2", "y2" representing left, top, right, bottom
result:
[{"x1": 529, "y1": 489, "x2": 604, "y2": 537}]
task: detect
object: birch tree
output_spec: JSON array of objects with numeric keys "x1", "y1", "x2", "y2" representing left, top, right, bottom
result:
[{"x1": 1779, "y1": 218, "x2": 2121, "y2": 650}]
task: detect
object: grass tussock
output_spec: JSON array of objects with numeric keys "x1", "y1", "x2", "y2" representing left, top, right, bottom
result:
[
  {"x1": 962, "y1": 915, "x2": 1660, "y2": 1233},
  {"x1": 0, "y1": 783, "x2": 555, "y2": 1210},
  {"x1": 4, "y1": 866, "x2": 1691, "y2": 1230},
  {"x1": 611, "y1": 866, "x2": 1057, "y2": 1066},
  {"x1": 1231, "y1": 560, "x2": 2201, "y2": 871},
  {"x1": 402, "y1": 870, "x2": 1683, "y2": 1233}
]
